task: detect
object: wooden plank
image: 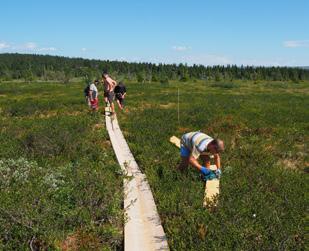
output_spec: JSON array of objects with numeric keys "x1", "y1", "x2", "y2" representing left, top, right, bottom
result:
[
  {"x1": 169, "y1": 136, "x2": 181, "y2": 148},
  {"x1": 169, "y1": 135, "x2": 219, "y2": 207},
  {"x1": 203, "y1": 166, "x2": 219, "y2": 208},
  {"x1": 106, "y1": 110, "x2": 169, "y2": 250},
  {"x1": 104, "y1": 107, "x2": 110, "y2": 116}
]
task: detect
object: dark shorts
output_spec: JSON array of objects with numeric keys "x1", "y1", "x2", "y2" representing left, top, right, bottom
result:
[{"x1": 104, "y1": 91, "x2": 115, "y2": 103}]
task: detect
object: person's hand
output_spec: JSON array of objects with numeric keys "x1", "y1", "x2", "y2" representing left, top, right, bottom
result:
[
  {"x1": 215, "y1": 169, "x2": 222, "y2": 178},
  {"x1": 200, "y1": 166, "x2": 211, "y2": 176},
  {"x1": 200, "y1": 166, "x2": 217, "y2": 181}
]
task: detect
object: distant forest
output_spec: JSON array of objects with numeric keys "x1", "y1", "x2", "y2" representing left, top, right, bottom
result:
[{"x1": 0, "y1": 53, "x2": 308, "y2": 83}]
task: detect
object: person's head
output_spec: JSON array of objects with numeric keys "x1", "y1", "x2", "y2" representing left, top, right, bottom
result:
[
  {"x1": 102, "y1": 71, "x2": 108, "y2": 79},
  {"x1": 94, "y1": 79, "x2": 99, "y2": 85},
  {"x1": 208, "y1": 139, "x2": 224, "y2": 154}
]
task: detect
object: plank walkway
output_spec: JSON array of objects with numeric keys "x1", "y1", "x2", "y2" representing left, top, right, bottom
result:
[{"x1": 105, "y1": 109, "x2": 169, "y2": 251}]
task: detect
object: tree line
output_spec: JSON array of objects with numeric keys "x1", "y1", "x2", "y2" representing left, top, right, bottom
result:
[{"x1": 0, "y1": 53, "x2": 308, "y2": 83}]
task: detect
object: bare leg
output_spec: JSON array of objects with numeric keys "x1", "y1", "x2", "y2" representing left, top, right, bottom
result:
[
  {"x1": 110, "y1": 102, "x2": 115, "y2": 113},
  {"x1": 104, "y1": 97, "x2": 109, "y2": 111}
]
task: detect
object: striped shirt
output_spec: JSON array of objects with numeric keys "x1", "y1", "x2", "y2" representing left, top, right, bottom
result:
[{"x1": 181, "y1": 131, "x2": 213, "y2": 158}]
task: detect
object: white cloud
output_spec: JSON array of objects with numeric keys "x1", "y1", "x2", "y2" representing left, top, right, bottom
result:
[
  {"x1": 0, "y1": 42, "x2": 10, "y2": 50},
  {"x1": 38, "y1": 47, "x2": 57, "y2": 52},
  {"x1": 81, "y1": 48, "x2": 87, "y2": 52},
  {"x1": 24, "y1": 42, "x2": 37, "y2": 50},
  {"x1": 0, "y1": 41, "x2": 58, "y2": 53},
  {"x1": 179, "y1": 54, "x2": 231, "y2": 65},
  {"x1": 283, "y1": 40, "x2": 309, "y2": 48},
  {"x1": 172, "y1": 45, "x2": 191, "y2": 51}
]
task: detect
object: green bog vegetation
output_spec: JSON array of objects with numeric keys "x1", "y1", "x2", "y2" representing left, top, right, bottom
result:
[
  {"x1": 117, "y1": 80, "x2": 308, "y2": 250},
  {"x1": 0, "y1": 82, "x2": 123, "y2": 250},
  {"x1": 0, "y1": 80, "x2": 308, "y2": 250}
]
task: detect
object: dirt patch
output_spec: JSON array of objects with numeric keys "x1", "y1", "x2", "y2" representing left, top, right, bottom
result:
[
  {"x1": 177, "y1": 127, "x2": 190, "y2": 134},
  {"x1": 68, "y1": 111, "x2": 83, "y2": 116},
  {"x1": 38, "y1": 111, "x2": 58, "y2": 118},
  {"x1": 59, "y1": 231, "x2": 101, "y2": 251},
  {"x1": 98, "y1": 139, "x2": 111, "y2": 149},
  {"x1": 126, "y1": 102, "x2": 154, "y2": 113},
  {"x1": 159, "y1": 103, "x2": 176, "y2": 109},
  {"x1": 92, "y1": 123, "x2": 104, "y2": 131},
  {"x1": 139, "y1": 102, "x2": 153, "y2": 109},
  {"x1": 278, "y1": 159, "x2": 300, "y2": 170},
  {"x1": 36, "y1": 110, "x2": 83, "y2": 119},
  {"x1": 59, "y1": 235, "x2": 78, "y2": 251}
]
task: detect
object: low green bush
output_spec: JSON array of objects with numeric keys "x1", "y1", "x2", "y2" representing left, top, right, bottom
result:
[
  {"x1": 118, "y1": 81, "x2": 308, "y2": 250},
  {"x1": 0, "y1": 82, "x2": 124, "y2": 250}
]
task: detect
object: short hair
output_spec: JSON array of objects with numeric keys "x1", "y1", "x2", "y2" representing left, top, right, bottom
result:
[
  {"x1": 102, "y1": 71, "x2": 108, "y2": 77},
  {"x1": 211, "y1": 139, "x2": 224, "y2": 152}
]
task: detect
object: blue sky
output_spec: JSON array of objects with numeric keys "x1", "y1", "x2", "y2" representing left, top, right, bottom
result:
[{"x1": 1, "y1": 0, "x2": 308, "y2": 66}]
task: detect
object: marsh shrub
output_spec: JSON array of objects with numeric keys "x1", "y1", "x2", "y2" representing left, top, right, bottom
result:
[
  {"x1": 0, "y1": 82, "x2": 123, "y2": 250},
  {"x1": 0, "y1": 158, "x2": 40, "y2": 188},
  {"x1": 0, "y1": 157, "x2": 123, "y2": 250},
  {"x1": 118, "y1": 81, "x2": 307, "y2": 250}
]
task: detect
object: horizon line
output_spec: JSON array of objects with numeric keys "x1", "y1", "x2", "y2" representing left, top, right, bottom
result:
[{"x1": 0, "y1": 52, "x2": 308, "y2": 69}]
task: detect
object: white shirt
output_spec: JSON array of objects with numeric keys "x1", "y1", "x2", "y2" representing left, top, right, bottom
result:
[
  {"x1": 181, "y1": 131, "x2": 213, "y2": 158},
  {"x1": 89, "y1": 83, "x2": 98, "y2": 99}
]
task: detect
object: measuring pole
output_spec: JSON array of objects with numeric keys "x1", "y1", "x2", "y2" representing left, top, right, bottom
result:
[{"x1": 177, "y1": 87, "x2": 180, "y2": 125}]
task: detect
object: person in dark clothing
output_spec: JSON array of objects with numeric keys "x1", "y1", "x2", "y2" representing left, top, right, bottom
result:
[{"x1": 114, "y1": 82, "x2": 127, "y2": 110}]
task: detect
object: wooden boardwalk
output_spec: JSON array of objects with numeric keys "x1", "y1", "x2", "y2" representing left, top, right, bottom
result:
[{"x1": 105, "y1": 109, "x2": 169, "y2": 251}]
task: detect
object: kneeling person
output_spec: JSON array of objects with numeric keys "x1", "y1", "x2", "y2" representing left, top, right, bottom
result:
[{"x1": 178, "y1": 131, "x2": 224, "y2": 180}]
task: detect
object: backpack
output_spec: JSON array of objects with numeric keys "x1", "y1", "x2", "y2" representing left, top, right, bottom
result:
[{"x1": 84, "y1": 84, "x2": 90, "y2": 97}]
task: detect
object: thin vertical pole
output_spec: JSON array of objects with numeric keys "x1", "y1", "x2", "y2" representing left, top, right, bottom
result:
[{"x1": 177, "y1": 87, "x2": 180, "y2": 125}]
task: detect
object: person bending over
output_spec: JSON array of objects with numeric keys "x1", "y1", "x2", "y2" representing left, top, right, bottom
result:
[
  {"x1": 114, "y1": 81, "x2": 127, "y2": 110},
  {"x1": 178, "y1": 131, "x2": 224, "y2": 180}
]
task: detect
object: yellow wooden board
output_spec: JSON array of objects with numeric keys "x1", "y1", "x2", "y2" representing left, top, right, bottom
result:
[
  {"x1": 169, "y1": 135, "x2": 219, "y2": 207},
  {"x1": 203, "y1": 165, "x2": 219, "y2": 207},
  {"x1": 169, "y1": 136, "x2": 181, "y2": 148}
]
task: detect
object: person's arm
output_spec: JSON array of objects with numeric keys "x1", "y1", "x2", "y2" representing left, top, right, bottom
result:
[
  {"x1": 121, "y1": 86, "x2": 127, "y2": 98},
  {"x1": 189, "y1": 155, "x2": 213, "y2": 177},
  {"x1": 89, "y1": 90, "x2": 93, "y2": 101},
  {"x1": 189, "y1": 156, "x2": 203, "y2": 171},
  {"x1": 214, "y1": 154, "x2": 221, "y2": 169}
]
